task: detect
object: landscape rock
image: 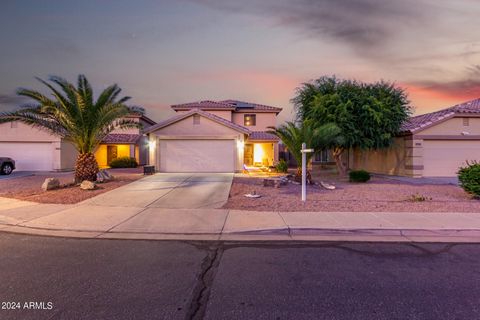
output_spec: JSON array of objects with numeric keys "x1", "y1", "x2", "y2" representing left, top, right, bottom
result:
[
  {"x1": 41, "y1": 178, "x2": 60, "y2": 191},
  {"x1": 96, "y1": 169, "x2": 114, "y2": 183},
  {"x1": 80, "y1": 180, "x2": 96, "y2": 190}
]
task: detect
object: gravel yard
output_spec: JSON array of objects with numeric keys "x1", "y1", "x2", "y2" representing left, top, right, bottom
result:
[
  {"x1": 0, "y1": 168, "x2": 143, "y2": 204},
  {"x1": 223, "y1": 176, "x2": 480, "y2": 212}
]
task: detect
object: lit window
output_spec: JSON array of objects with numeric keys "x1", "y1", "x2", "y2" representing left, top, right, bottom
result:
[
  {"x1": 193, "y1": 115, "x2": 200, "y2": 125},
  {"x1": 463, "y1": 118, "x2": 469, "y2": 126},
  {"x1": 244, "y1": 114, "x2": 256, "y2": 126}
]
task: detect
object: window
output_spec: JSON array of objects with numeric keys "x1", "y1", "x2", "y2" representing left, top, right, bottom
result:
[
  {"x1": 193, "y1": 114, "x2": 200, "y2": 125},
  {"x1": 463, "y1": 118, "x2": 469, "y2": 126},
  {"x1": 244, "y1": 114, "x2": 256, "y2": 126},
  {"x1": 314, "y1": 149, "x2": 330, "y2": 163}
]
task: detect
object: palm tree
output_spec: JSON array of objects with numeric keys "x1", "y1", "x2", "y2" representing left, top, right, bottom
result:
[
  {"x1": 0, "y1": 75, "x2": 142, "y2": 182},
  {"x1": 268, "y1": 120, "x2": 342, "y2": 181}
]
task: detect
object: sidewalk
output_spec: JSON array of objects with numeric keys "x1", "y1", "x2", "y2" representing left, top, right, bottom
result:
[{"x1": 1, "y1": 197, "x2": 480, "y2": 242}]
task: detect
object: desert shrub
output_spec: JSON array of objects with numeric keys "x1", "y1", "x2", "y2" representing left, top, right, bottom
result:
[
  {"x1": 109, "y1": 157, "x2": 138, "y2": 168},
  {"x1": 458, "y1": 161, "x2": 480, "y2": 197},
  {"x1": 276, "y1": 159, "x2": 289, "y2": 173},
  {"x1": 349, "y1": 170, "x2": 371, "y2": 183}
]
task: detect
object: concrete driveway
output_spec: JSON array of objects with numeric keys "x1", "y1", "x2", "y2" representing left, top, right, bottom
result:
[{"x1": 85, "y1": 173, "x2": 234, "y2": 209}]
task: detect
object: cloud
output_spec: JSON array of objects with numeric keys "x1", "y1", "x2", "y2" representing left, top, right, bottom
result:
[{"x1": 0, "y1": 94, "x2": 28, "y2": 112}]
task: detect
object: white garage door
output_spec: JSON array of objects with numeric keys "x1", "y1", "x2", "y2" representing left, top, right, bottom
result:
[
  {"x1": 159, "y1": 139, "x2": 235, "y2": 172},
  {"x1": 0, "y1": 142, "x2": 54, "y2": 171},
  {"x1": 423, "y1": 140, "x2": 480, "y2": 177}
]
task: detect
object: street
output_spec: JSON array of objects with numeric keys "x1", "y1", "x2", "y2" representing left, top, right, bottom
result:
[{"x1": 0, "y1": 233, "x2": 479, "y2": 320}]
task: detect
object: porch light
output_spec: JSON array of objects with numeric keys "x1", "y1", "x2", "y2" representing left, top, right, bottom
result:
[
  {"x1": 237, "y1": 140, "x2": 245, "y2": 150},
  {"x1": 149, "y1": 140, "x2": 156, "y2": 149}
]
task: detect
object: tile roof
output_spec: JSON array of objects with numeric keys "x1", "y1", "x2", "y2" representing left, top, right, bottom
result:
[
  {"x1": 248, "y1": 131, "x2": 279, "y2": 141},
  {"x1": 171, "y1": 100, "x2": 235, "y2": 110},
  {"x1": 220, "y1": 100, "x2": 283, "y2": 112},
  {"x1": 171, "y1": 99, "x2": 282, "y2": 113},
  {"x1": 144, "y1": 108, "x2": 251, "y2": 134},
  {"x1": 401, "y1": 98, "x2": 480, "y2": 133},
  {"x1": 102, "y1": 134, "x2": 142, "y2": 144}
]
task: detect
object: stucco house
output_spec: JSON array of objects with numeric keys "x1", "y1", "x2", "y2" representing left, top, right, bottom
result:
[
  {"x1": 349, "y1": 98, "x2": 480, "y2": 177},
  {"x1": 0, "y1": 113, "x2": 155, "y2": 171},
  {"x1": 144, "y1": 100, "x2": 282, "y2": 172}
]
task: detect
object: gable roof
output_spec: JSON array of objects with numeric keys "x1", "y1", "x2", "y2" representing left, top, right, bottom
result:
[
  {"x1": 402, "y1": 98, "x2": 480, "y2": 133},
  {"x1": 144, "y1": 108, "x2": 251, "y2": 134},
  {"x1": 171, "y1": 99, "x2": 282, "y2": 114}
]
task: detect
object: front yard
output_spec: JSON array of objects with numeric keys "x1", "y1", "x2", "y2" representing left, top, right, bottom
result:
[
  {"x1": 0, "y1": 168, "x2": 143, "y2": 204},
  {"x1": 224, "y1": 175, "x2": 480, "y2": 212}
]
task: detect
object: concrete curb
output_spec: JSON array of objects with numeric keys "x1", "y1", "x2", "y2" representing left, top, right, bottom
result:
[{"x1": 2, "y1": 223, "x2": 480, "y2": 243}]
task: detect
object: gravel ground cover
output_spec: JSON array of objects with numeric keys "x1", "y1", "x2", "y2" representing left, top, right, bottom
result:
[
  {"x1": 0, "y1": 168, "x2": 143, "y2": 204},
  {"x1": 223, "y1": 176, "x2": 480, "y2": 212}
]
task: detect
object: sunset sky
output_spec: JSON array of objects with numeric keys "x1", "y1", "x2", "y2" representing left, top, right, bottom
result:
[{"x1": 1, "y1": 0, "x2": 479, "y2": 123}]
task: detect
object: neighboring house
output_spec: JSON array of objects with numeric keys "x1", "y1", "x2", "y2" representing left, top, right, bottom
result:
[
  {"x1": 349, "y1": 98, "x2": 480, "y2": 177},
  {"x1": 0, "y1": 113, "x2": 155, "y2": 171},
  {"x1": 144, "y1": 100, "x2": 282, "y2": 173}
]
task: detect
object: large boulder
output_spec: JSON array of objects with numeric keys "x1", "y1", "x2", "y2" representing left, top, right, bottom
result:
[
  {"x1": 96, "y1": 169, "x2": 113, "y2": 183},
  {"x1": 41, "y1": 178, "x2": 60, "y2": 191},
  {"x1": 80, "y1": 180, "x2": 96, "y2": 190}
]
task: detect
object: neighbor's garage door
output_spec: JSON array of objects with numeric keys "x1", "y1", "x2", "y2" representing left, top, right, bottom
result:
[
  {"x1": 423, "y1": 140, "x2": 480, "y2": 177},
  {"x1": 159, "y1": 139, "x2": 235, "y2": 172},
  {"x1": 0, "y1": 142, "x2": 53, "y2": 171}
]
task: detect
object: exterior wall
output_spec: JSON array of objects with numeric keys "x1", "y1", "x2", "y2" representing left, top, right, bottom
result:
[
  {"x1": 349, "y1": 137, "x2": 414, "y2": 176},
  {"x1": 148, "y1": 114, "x2": 246, "y2": 172},
  {"x1": 59, "y1": 141, "x2": 78, "y2": 170},
  {"x1": 418, "y1": 117, "x2": 480, "y2": 135},
  {"x1": 232, "y1": 112, "x2": 277, "y2": 131},
  {"x1": 175, "y1": 110, "x2": 232, "y2": 121},
  {"x1": 0, "y1": 121, "x2": 60, "y2": 143}
]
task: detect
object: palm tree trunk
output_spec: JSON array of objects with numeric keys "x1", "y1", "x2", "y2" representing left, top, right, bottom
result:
[
  {"x1": 333, "y1": 147, "x2": 347, "y2": 176},
  {"x1": 75, "y1": 152, "x2": 99, "y2": 182},
  {"x1": 295, "y1": 167, "x2": 313, "y2": 184}
]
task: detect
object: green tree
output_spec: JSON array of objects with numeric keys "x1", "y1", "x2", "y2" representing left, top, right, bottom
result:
[
  {"x1": 267, "y1": 120, "x2": 342, "y2": 181},
  {"x1": 293, "y1": 76, "x2": 411, "y2": 175},
  {"x1": 0, "y1": 75, "x2": 142, "y2": 182}
]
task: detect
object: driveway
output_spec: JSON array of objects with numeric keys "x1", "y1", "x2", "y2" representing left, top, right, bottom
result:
[{"x1": 85, "y1": 173, "x2": 233, "y2": 209}]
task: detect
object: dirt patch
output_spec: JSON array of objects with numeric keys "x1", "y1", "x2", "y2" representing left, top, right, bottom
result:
[
  {"x1": 223, "y1": 176, "x2": 480, "y2": 212},
  {"x1": 0, "y1": 168, "x2": 143, "y2": 204}
]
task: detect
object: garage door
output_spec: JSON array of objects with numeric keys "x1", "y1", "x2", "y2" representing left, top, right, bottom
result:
[
  {"x1": 159, "y1": 139, "x2": 235, "y2": 172},
  {"x1": 423, "y1": 140, "x2": 480, "y2": 177},
  {"x1": 0, "y1": 142, "x2": 54, "y2": 171}
]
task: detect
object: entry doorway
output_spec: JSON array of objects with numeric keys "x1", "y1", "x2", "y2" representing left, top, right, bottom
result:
[
  {"x1": 107, "y1": 145, "x2": 118, "y2": 165},
  {"x1": 244, "y1": 144, "x2": 253, "y2": 166}
]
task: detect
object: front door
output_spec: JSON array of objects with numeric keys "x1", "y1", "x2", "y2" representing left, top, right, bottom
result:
[
  {"x1": 244, "y1": 144, "x2": 253, "y2": 166},
  {"x1": 107, "y1": 145, "x2": 118, "y2": 165}
]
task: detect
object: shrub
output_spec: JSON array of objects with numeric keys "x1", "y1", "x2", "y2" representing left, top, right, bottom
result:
[
  {"x1": 349, "y1": 170, "x2": 371, "y2": 183},
  {"x1": 109, "y1": 157, "x2": 138, "y2": 168},
  {"x1": 458, "y1": 161, "x2": 480, "y2": 197},
  {"x1": 276, "y1": 159, "x2": 289, "y2": 173}
]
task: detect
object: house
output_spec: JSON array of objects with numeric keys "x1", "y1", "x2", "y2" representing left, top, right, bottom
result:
[
  {"x1": 349, "y1": 98, "x2": 480, "y2": 177},
  {"x1": 0, "y1": 113, "x2": 155, "y2": 171},
  {"x1": 144, "y1": 100, "x2": 282, "y2": 172}
]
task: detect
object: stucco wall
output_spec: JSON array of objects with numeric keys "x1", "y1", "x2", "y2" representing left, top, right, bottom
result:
[
  {"x1": 349, "y1": 137, "x2": 409, "y2": 176},
  {"x1": 176, "y1": 110, "x2": 232, "y2": 121},
  {"x1": 418, "y1": 117, "x2": 480, "y2": 135},
  {"x1": 0, "y1": 121, "x2": 60, "y2": 142},
  {"x1": 232, "y1": 112, "x2": 277, "y2": 131},
  {"x1": 60, "y1": 141, "x2": 78, "y2": 170}
]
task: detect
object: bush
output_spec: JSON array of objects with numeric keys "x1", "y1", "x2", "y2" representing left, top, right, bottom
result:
[
  {"x1": 458, "y1": 161, "x2": 480, "y2": 197},
  {"x1": 276, "y1": 159, "x2": 289, "y2": 173},
  {"x1": 109, "y1": 157, "x2": 138, "y2": 168},
  {"x1": 349, "y1": 170, "x2": 371, "y2": 183}
]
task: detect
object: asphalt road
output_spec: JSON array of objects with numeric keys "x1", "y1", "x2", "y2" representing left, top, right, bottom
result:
[{"x1": 0, "y1": 233, "x2": 479, "y2": 320}]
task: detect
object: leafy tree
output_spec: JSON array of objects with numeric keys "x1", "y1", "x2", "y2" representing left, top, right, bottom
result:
[
  {"x1": 293, "y1": 76, "x2": 411, "y2": 175},
  {"x1": 0, "y1": 75, "x2": 142, "y2": 182},
  {"x1": 268, "y1": 120, "x2": 342, "y2": 182}
]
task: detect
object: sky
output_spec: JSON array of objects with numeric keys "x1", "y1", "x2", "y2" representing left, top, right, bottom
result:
[{"x1": 0, "y1": 0, "x2": 479, "y2": 124}]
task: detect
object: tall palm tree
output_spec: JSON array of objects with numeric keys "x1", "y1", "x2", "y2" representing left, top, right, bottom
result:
[
  {"x1": 0, "y1": 75, "x2": 142, "y2": 182},
  {"x1": 268, "y1": 120, "x2": 342, "y2": 180}
]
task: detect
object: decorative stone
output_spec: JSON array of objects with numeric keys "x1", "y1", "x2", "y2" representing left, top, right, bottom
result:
[
  {"x1": 41, "y1": 178, "x2": 60, "y2": 191},
  {"x1": 80, "y1": 180, "x2": 96, "y2": 190},
  {"x1": 100, "y1": 169, "x2": 113, "y2": 181}
]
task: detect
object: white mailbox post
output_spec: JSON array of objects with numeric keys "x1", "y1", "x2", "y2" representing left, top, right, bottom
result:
[{"x1": 301, "y1": 142, "x2": 314, "y2": 202}]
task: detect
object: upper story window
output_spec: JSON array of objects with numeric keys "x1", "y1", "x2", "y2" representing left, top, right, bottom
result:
[
  {"x1": 244, "y1": 114, "x2": 256, "y2": 126},
  {"x1": 193, "y1": 114, "x2": 200, "y2": 125}
]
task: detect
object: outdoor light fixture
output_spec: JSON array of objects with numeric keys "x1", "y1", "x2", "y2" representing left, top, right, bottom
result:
[
  {"x1": 148, "y1": 140, "x2": 156, "y2": 149},
  {"x1": 237, "y1": 140, "x2": 245, "y2": 150}
]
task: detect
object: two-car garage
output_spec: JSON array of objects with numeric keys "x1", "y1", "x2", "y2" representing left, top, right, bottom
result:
[{"x1": 158, "y1": 139, "x2": 235, "y2": 173}]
